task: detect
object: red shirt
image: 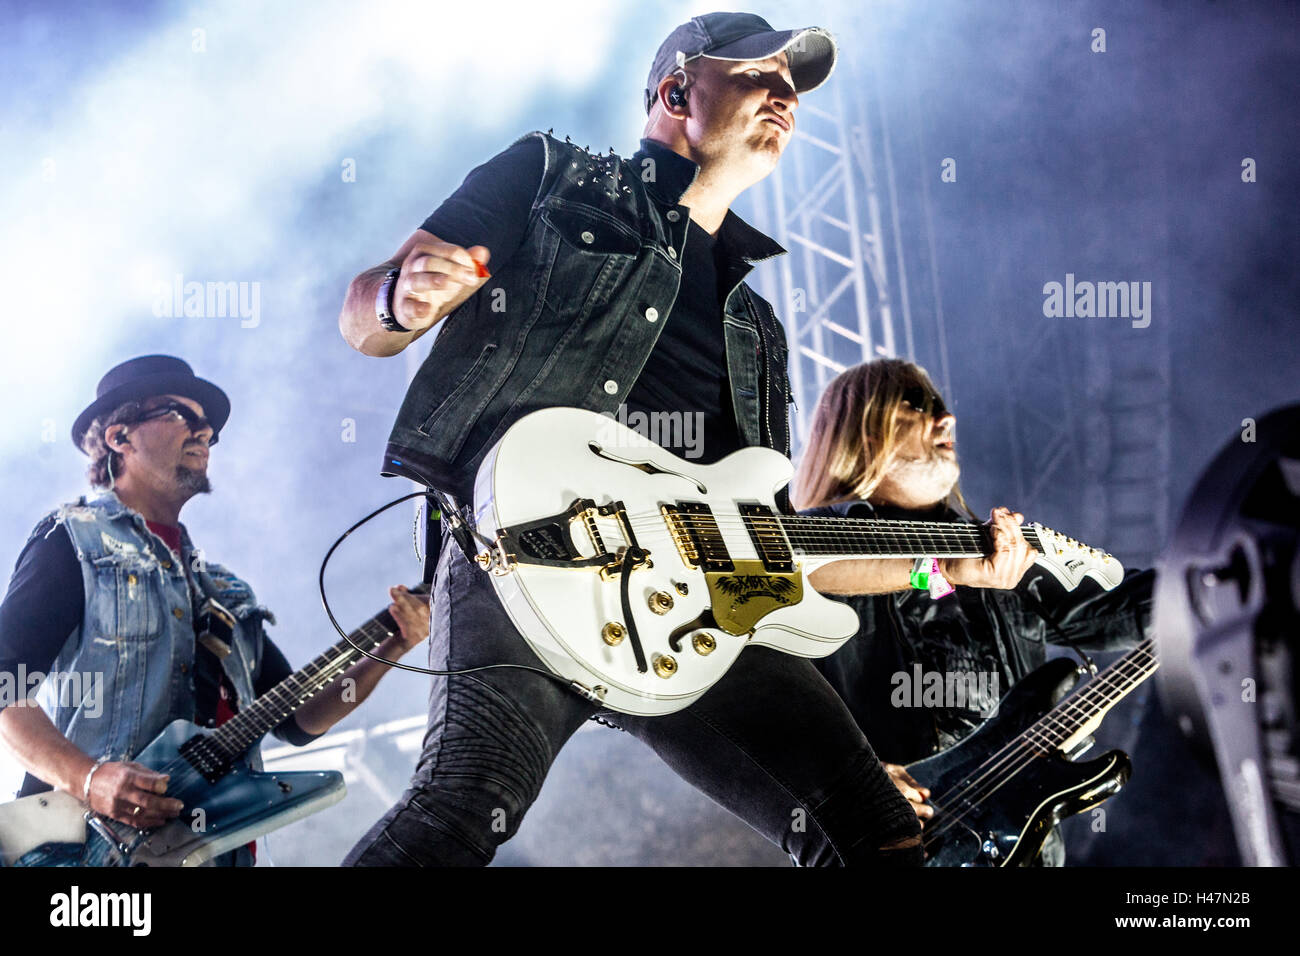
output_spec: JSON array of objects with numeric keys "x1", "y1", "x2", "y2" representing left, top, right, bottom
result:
[{"x1": 146, "y1": 519, "x2": 252, "y2": 859}]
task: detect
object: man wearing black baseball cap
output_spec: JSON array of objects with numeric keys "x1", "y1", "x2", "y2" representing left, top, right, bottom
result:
[
  {"x1": 0, "y1": 355, "x2": 430, "y2": 865},
  {"x1": 642, "y1": 12, "x2": 837, "y2": 114},
  {"x1": 340, "y1": 13, "x2": 923, "y2": 867}
]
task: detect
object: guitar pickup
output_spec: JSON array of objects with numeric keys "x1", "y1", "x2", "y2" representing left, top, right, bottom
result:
[
  {"x1": 1063, "y1": 735, "x2": 1095, "y2": 759},
  {"x1": 179, "y1": 734, "x2": 233, "y2": 785},
  {"x1": 661, "y1": 504, "x2": 698, "y2": 569}
]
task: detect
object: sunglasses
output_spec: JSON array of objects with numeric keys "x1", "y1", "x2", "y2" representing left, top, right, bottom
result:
[
  {"x1": 900, "y1": 385, "x2": 948, "y2": 420},
  {"x1": 131, "y1": 401, "x2": 219, "y2": 446}
]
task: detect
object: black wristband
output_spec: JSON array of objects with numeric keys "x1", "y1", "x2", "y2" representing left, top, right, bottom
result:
[{"x1": 375, "y1": 268, "x2": 409, "y2": 333}]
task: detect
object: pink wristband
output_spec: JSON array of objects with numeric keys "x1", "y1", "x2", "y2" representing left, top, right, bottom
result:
[{"x1": 927, "y1": 559, "x2": 954, "y2": 599}]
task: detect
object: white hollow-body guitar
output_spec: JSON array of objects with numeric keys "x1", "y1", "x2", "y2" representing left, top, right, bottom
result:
[{"x1": 469, "y1": 407, "x2": 1124, "y2": 717}]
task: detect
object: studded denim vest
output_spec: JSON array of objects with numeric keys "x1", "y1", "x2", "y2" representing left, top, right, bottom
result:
[
  {"x1": 37, "y1": 493, "x2": 269, "y2": 765},
  {"x1": 383, "y1": 132, "x2": 793, "y2": 501}
]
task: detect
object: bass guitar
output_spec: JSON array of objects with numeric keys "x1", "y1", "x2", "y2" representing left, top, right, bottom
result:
[
  {"x1": 465, "y1": 406, "x2": 1125, "y2": 716},
  {"x1": 0, "y1": 585, "x2": 425, "y2": 867},
  {"x1": 908, "y1": 638, "x2": 1158, "y2": 865}
]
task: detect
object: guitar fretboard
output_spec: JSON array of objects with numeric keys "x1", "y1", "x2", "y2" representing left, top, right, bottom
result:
[
  {"x1": 1026, "y1": 638, "x2": 1158, "y2": 751},
  {"x1": 773, "y1": 514, "x2": 1045, "y2": 559},
  {"x1": 204, "y1": 606, "x2": 407, "y2": 761}
]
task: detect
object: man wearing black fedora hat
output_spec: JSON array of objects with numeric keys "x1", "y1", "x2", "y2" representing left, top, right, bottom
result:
[
  {"x1": 0, "y1": 355, "x2": 430, "y2": 866},
  {"x1": 338, "y1": 13, "x2": 924, "y2": 866}
]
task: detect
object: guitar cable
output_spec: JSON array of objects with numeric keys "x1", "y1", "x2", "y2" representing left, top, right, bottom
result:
[{"x1": 317, "y1": 490, "x2": 579, "y2": 695}]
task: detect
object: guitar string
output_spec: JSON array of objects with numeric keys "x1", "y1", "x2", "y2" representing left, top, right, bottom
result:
[
  {"x1": 209, "y1": 615, "x2": 394, "y2": 756},
  {"x1": 614, "y1": 514, "x2": 1011, "y2": 528},
  {"x1": 620, "y1": 514, "x2": 1043, "y2": 532},
  {"x1": 622, "y1": 516, "x2": 1033, "y2": 536},
  {"x1": 606, "y1": 515, "x2": 1053, "y2": 555},
  {"x1": 920, "y1": 641, "x2": 1158, "y2": 851},
  {"x1": 616, "y1": 514, "x2": 1067, "y2": 554},
  {"x1": 213, "y1": 615, "x2": 395, "y2": 752}
]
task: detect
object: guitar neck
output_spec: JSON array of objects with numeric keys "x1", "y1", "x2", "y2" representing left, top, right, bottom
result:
[
  {"x1": 1034, "y1": 638, "x2": 1159, "y2": 751},
  {"x1": 776, "y1": 514, "x2": 1046, "y2": 560},
  {"x1": 205, "y1": 600, "x2": 413, "y2": 758}
]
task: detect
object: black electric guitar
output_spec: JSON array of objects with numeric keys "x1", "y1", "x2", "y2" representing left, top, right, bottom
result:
[{"x1": 907, "y1": 638, "x2": 1158, "y2": 866}]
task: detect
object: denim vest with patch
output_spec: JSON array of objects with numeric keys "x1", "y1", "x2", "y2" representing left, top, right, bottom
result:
[
  {"x1": 39, "y1": 493, "x2": 269, "y2": 765},
  {"x1": 384, "y1": 132, "x2": 793, "y2": 501}
]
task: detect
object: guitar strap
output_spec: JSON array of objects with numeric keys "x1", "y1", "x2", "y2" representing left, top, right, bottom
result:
[{"x1": 177, "y1": 548, "x2": 232, "y2": 660}]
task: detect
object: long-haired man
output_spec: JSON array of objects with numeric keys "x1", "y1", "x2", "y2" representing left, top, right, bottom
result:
[{"x1": 793, "y1": 358, "x2": 1153, "y2": 864}]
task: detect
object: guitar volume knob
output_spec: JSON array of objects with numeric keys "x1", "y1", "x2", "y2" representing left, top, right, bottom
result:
[
  {"x1": 691, "y1": 633, "x2": 717, "y2": 656},
  {"x1": 601, "y1": 622, "x2": 626, "y2": 646},
  {"x1": 652, "y1": 654, "x2": 678, "y2": 678},
  {"x1": 648, "y1": 591, "x2": 675, "y2": 615}
]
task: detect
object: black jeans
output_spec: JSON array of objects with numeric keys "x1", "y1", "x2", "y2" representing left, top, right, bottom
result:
[{"x1": 344, "y1": 535, "x2": 921, "y2": 866}]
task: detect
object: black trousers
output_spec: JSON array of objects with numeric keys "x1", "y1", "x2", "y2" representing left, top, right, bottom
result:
[{"x1": 344, "y1": 533, "x2": 922, "y2": 866}]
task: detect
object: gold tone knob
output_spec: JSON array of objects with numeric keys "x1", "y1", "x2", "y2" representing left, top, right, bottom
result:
[
  {"x1": 652, "y1": 654, "x2": 678, "y2": 678},
  {"x1": 601, "y1": 622, "x2": 626, "y2": 646},
  {"x1": 648, "y1": 591, "x2": 675, "y2": 615},
  {"x1": 691, "y1": 633, "x2": 717, "y2": 656}
]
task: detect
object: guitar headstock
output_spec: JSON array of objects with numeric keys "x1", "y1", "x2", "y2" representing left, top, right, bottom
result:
[{"x1": 1030, "y1": 523, "x2": 1125, "y2": 592}]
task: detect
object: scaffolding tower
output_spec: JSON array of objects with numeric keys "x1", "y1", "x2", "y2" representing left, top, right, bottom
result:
[{"x1": 740, "y1": 50, "x2": 953, "y2": 455}]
